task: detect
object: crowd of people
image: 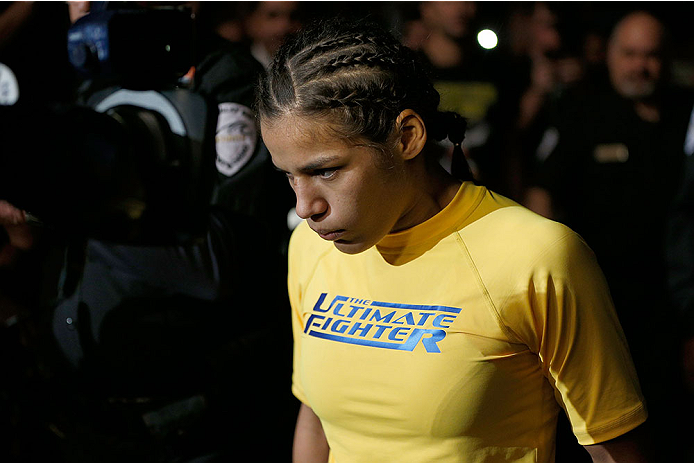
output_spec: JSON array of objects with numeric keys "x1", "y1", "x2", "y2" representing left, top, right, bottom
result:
[{"x1": 1, "y1": 1, "x2": 694, "y2": 462}]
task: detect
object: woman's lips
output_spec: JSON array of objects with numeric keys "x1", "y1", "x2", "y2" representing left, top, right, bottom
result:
[{"x1": 316, "y1": 229, "x2": 345, "y2": 241}]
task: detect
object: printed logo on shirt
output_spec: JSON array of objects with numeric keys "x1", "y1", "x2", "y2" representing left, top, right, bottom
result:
[
  {"x1": 303, "y1": 293, "x2": 461, "y2": 353},
  {"x1": 215, "y1": 102, "x2": 257, "y2": 177}
]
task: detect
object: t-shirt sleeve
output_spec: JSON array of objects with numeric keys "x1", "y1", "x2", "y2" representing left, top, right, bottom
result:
[{"x1": 500, "y1": 230, "x2": 647, "y2": 445}]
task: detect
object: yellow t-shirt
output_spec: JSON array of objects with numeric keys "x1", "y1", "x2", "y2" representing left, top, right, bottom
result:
[{"x1": 289, "y1": 182, "x2": 646, "y2": 463}]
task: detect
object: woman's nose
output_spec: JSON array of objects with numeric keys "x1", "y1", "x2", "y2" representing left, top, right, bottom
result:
[{"x1": 293, "y1": 182, "x2": 328, "y2": 220}]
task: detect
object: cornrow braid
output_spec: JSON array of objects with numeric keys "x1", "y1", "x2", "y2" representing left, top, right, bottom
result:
[
  {"x1": 326, "y1": 51, "x2": 400, "y2": 72},
  {"x1": 257, "y1": 17, "x2": 471, "y2": 180},
  {"x1": 305, "y1": 88, "x2": 397, "y2": 110},
  {"x1": 292, "y1": 30, "x2": 402, "y2": 68}
]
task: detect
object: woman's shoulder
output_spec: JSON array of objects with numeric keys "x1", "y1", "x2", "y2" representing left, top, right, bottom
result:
[{"x1": 463, "y1": 199, "x2": 590, "y2": 270}]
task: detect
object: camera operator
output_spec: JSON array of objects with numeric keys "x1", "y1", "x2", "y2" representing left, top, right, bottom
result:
[{"x1": 1, "y1": 3, "x2": 294, "y2": 462}]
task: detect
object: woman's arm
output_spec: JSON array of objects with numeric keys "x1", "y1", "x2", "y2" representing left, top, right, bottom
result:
[
  {"x1": 293, "y1": 403, "x2": 330, "y2": 463},
  {"x1": 583, "y1": 425, "x2": 651, "y2": 463}
]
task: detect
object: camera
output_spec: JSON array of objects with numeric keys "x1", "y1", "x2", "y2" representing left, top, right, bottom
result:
[{"x1": 0, "y1": 5, "x2": 217, "y2": 245}]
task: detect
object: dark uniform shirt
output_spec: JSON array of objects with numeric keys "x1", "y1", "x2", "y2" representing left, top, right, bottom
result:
[
  {"x1": 537, "y1": 82, "x2": 692, "y2": 300},
  {"x1": 49, "y1": 36, "x2": 294, "y2": 460}
]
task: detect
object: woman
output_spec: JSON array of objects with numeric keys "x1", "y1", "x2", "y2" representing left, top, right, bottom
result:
[{"x1": 257, "y1": 18, "x2": 649, "y2": 463}]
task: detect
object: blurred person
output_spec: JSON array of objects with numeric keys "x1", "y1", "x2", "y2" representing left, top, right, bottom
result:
[
  {"x1": 496, "y1": 2, "x2": 587, "y2": 201},
  {"x1": 415, "y1": 1, "x2": 479, "y2": 70},
  {"x1": 403, "y1": 1, "x2": 504, "y2": 188},
  {"x1": 242, "y1": 1, "x2": 302, "y2": 68},
  {"x1": 1, "y1": 2, "x2": 295, "y2": 461},
  {"x1": 515, "y1": 3, "x2": 583, "y2": 130},
  {"x1": 259, "y1": 17, "x2": 650, "y2": 463},
  {"x1": 525, "y1": 11, "x2": 694, "y2": 461}
]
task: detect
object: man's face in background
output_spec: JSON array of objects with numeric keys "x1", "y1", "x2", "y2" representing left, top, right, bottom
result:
[{"x1": 607, "y1": 12, "x2": 665, "y2": 100}]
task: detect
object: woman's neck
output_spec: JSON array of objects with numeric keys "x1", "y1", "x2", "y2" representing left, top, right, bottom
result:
[{"x1": 392, "y1": 163, "x2": 461, "y2": 234}]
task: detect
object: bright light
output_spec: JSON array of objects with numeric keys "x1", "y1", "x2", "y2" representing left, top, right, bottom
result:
[{"x1": 477, "y1": 29, "x2": 498, "y2": 50}]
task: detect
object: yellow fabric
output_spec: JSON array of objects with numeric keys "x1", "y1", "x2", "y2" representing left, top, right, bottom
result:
[{"x1": 289, "y1": 182, "x2": 646, "y2": 463}]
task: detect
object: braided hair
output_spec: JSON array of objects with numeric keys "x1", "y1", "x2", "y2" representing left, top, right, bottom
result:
[{"x1": 257, "y1": 18, "x2": 472, "y2": 180}]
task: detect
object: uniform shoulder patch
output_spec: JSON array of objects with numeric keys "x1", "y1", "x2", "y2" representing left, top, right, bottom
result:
[
  {"x1": 215, "y1": 102, "x2": 257, "y2": 177},
  {"x1": 0, "y1": 63, "x2": 20, "y2": 106}
]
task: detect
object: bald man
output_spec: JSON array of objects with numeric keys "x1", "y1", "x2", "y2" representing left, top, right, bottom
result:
[
  {"x1": 527, "y1": 12, "x2": 673, "y2": 212},
  {"x1": 526, "y1": 11, "x2": 694, "y2": 461},
  {"x1": 607, "y1": 12, "x2": 666, "y2": 119}
]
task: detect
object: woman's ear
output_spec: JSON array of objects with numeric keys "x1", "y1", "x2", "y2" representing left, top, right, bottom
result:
[{"x1": 395, "y1": 109, "x2": 427, "y2": 161}]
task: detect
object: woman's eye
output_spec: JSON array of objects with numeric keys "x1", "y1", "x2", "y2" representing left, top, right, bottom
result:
[{"x1": 316, "y1": 168, "x2": 337, "y2": 179}]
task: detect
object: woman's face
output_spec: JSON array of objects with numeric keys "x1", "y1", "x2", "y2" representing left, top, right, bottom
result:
[{"x1": 261, "y1": 115, "x2": 416, "y2": 255}]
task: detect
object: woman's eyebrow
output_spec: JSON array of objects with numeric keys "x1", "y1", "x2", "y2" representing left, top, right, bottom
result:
[
  {"x1": 277, "y1": 154, "x2": 342, "y2": 175},
  {"x1": 299, "y1": 155, "x2": 342, "y2": 173}
]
